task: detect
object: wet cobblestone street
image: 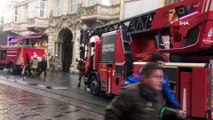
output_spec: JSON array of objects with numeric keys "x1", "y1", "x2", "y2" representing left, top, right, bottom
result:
[
  {"x1": 0, "y1": 82, "x2": 103, "y2": 120},
  {"x1": 0, "y1": 71, "x2": 108, "y2": 120}
]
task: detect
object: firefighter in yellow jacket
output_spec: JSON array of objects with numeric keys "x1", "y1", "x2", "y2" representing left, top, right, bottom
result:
[{"x1": 30, "y1": 55, "x2": 39, "y2": 77}]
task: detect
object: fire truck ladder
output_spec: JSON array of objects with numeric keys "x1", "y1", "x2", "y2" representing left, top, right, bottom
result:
[
  {"x1": 90, "y1": 11, "x2": 155, "y2": 78},
  {"x1": 92, "y1": 11, "x2": 155, "y2": 35}
]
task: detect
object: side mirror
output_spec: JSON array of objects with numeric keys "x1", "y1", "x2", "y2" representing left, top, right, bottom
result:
[{"x1": 155, "y1": 35, "x2": 164, "y2": 49}]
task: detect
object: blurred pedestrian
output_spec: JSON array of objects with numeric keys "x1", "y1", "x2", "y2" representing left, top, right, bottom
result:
[
  {"x1": 125, "y1": 53, "x2": 180, "y2": 109},
  {"x1": 104, "y1": 62, "x2": 186, "y2": 120},
  {"x1": 76, "y1": 58, "x2": 85, "y2": 88},
  {"x1": 38, "y1": 56, "x2": 47, "y2": 79}
]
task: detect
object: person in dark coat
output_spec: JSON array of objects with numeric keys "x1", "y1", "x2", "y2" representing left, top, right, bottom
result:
[
  {"x1": 76, "y1": 58, "x2": 85, "y2": 88},
  {"x1": 38, "y1": 56, "x2": 47, "y2": 78},
  {"x1": 125, "y1": 53, "x2": 180, "y2": 109},
  {"x1": 104, "y1": 62, "x2": 186, "y2": 120}
]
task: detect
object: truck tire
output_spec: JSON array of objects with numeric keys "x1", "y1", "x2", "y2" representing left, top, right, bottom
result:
[
  {"x1": 89, "y1": 75, "x2": 101, "y2": 96},
  {"x1": 8, "y1": 63, "x2": 16, "y2": 74}
]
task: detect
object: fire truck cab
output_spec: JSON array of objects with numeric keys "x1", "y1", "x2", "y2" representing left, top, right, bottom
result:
[{"x1": 0, "y1": 46, "x2": 45, "y2": 74}]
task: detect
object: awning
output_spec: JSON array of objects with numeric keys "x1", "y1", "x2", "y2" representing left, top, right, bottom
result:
[{"x1": 9, "y1": 34, "x2": 47, "y2": 43}]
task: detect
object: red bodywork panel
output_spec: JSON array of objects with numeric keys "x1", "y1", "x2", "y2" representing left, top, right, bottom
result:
[{"x1": 191, "y1": 68, "x2": 208, "y2": 117}]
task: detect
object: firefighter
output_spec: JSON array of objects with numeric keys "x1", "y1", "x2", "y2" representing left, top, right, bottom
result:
[
  {"x1": 38, "y1": 56, "x2": 47, "y2": 79},
  {"x1": 30, "y1": 55, "x2": 39, "y2": 77},
  {"x1": 49, "y1": 56, "x2": 55, "y2": 72},
  {"x1": 76, "y1": 58, "x2": 85, "y2": 88},
  {"x1": 53, "y1": 55, "x2": 61, "y2": 71},
  {"x1": 54, "y1": 55, "x2": 60, "y2": 71}
]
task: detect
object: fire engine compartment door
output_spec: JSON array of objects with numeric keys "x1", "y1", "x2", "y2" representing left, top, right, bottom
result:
[
  {"x1": 107, "y1": 64, "x2": 121, "y2": 95},
  {"x1": 99, "y1": 63, "x2": 113, "y2": 93},
  {"x1": 179, "y1": 68, "x2": 208, "y2": 118}
]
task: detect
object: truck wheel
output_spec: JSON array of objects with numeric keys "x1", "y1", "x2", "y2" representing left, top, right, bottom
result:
[
  {"x1": 89, "y1": 75, "x2": 101, "y2": 96},
  {"x1": 8, "y1": 63, "x2": 16, "y2": 74}
]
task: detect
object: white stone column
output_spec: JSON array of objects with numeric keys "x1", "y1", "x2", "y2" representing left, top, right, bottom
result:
[{"x1": 119, "y1": 0, "x2": 124, "y2": 20}]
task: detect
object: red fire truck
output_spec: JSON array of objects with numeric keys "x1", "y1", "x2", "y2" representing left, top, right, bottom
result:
[
  {"x1": 80, "y1": 0, "x2": 213, "y2": 119},
  {"x1": 0, "y1": 45, "x2": 45, "y2": 74}
]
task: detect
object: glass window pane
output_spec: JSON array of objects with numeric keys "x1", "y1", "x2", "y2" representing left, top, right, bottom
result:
[
  {"x1": 40, "y1": 1, "x2": 45, "y2": 9},
  {"x1": 70, "y1": 0, "x2": 77, "y2": 13},
  {"x1": 57, "y1": 0, "x2": 63, "y2": 15},
  {"x1": 40, "y1": 10, "x2": 44, "y2": 17}
]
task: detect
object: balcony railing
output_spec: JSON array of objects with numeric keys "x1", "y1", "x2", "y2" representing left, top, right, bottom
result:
[
  {"x1": 27, "y1": 17, "x2": 49, "y2": 29},
  {"x1": 3, "y1": 23, "x2": 19, "y2": 32},
  {"x1": 80, "y1": 3, "x2": 120, "y2": 21}
]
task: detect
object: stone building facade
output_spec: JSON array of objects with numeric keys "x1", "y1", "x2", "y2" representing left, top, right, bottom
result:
[
  {"x1": 2, "y1": 0, "x2": 120, "y2": 72},
  {"x1": 2, "y1": 0, "x2": 179, "y2": 72}
]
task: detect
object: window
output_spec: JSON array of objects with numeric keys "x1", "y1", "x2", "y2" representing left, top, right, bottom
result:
[
  {"x1": 40, "y1": 0, "x2": 46, "y2": 17},
  {"x1": 19, "y1": 7, "x2": 26, "y2": 22},
  {"x1": 86, "y1": 0, "x2": 96, "y2": 6},
  {"x1": 70, "y1": 0, "x2": 77, "y2": 13},
  {"x1": 57, "y1": 0, "x2": 63, "y2": 16},
  {"x1": 15, "y1": 8, "x2": 18, "y2": 22},
  {"x1": 29, "y1": 0, "x2": 36, "y2": 18},
  {"x1": 0, "y1": 50, "x2": 7, "y2": 61}
]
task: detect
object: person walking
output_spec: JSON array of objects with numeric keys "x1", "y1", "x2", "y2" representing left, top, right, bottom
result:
[
  {"x1": 38, "y1": 56, "x2": 47, "y2": 79},
  {"x1": 30, "y1": 55, "x2": 39, "y2": 77},
  {"x1": 105, "y1": 62, "x2": 186, "y2": 120},
  {"x1": 76, "y1": 58, "x2": 85, "y2": 88}
]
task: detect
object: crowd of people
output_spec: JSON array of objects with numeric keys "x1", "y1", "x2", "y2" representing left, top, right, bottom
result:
[{"x1": 24, "y1": 55, "x2": 60, "y2": 79}]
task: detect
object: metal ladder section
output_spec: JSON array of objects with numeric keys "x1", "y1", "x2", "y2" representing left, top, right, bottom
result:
[
  {"x1": 209, "y1": 60, "x2": 213, "y2": 119},
  {"x1": 92, "y1": 11, "x2": 155, "y2": 35}
]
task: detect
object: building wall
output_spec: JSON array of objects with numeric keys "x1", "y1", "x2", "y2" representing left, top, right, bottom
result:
[{"x1": 123, "y1": 0, "x2": 180, "y2": 19}]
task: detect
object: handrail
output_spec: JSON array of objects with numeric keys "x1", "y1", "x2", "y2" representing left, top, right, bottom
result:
[
  {"x1": 134, "y1": 62, "x2": 208, "y2": 68},
  {"x1": 208, "y1": 60, "x2": 213, "y2": 119}
]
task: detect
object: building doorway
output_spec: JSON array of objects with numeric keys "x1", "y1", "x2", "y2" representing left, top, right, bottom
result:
[{"x1": 57, "y1": 28, "x2": 73, "y2": 72}]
